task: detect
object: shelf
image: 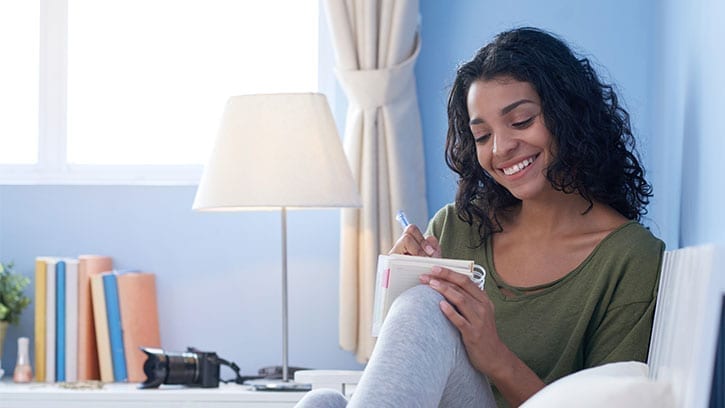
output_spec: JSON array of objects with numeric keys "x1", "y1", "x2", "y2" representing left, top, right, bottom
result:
[{"x1": 0, "y1": 381, "x2": 307, "y2": 407}]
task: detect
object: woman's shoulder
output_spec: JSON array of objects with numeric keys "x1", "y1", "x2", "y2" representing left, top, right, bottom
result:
[
  {"x1": 426, "y1": 203, "x2": 484, "y2": 257},
  {"x1": 427, "y1": 203, "x2": 467, "y2": 235},
  {"x1": 430, "y1": 203, "x2": 458, "y2": 222},
  {"x1": 589, "y1": 221, "x2": 665, "y2": 294},
  {"x1": 603, "y1": 221, "x2": 665, "y2": 256},
  {"x1": 543, "y1": 221, "x2": 665, "y2": 312}
]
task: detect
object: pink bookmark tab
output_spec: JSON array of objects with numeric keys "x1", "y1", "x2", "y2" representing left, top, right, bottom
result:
[{"x1": 383, "y1": 268, "x2": 391, "y2": 288}]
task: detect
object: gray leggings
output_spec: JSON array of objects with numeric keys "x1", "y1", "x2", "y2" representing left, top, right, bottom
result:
[{"x1": 295, "y1": 285, "x2": 497, "y2": 407}]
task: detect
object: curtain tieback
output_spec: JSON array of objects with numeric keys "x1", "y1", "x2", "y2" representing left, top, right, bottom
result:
[{"x1": 336, "y1": 36, "x2": 421, "y2": 110}]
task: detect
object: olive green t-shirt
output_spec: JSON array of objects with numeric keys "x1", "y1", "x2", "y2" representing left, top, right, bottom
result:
[{"x1": 426, "y1": 204, "x2": 665, "y2": 407}]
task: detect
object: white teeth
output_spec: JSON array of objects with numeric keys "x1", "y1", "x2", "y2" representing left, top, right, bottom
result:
[{"x1": 502, "y1": 157, "x2": 535, "y2": 176}]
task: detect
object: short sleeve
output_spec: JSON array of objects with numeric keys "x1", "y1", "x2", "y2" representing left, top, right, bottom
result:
[
  {"x1": 584, "y1": 233, "x2": 664, "y2": 367},
  {"x1": 585, "y1": 299, "x2": 657, "y2": 367}
]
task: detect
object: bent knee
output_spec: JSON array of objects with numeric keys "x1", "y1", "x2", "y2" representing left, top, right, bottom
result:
[
  {"x1": 387, "y1": 285, "x2": 452, "y2": 328},
  {"x1": 395, "y1": 284, "x2": 445, "y2": 312},
  {"x1": 294, "y1": 388, "x2": 347, "y2": 408}
]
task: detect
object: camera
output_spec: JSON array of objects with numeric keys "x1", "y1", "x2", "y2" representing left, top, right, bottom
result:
[{"x1": 140, "y1": 347, "x2": 221, "y2": 389}]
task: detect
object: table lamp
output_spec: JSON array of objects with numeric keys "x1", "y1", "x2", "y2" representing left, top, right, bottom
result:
[{"x1": 192, "y1": 93, "x2": 362, "y2": 391}]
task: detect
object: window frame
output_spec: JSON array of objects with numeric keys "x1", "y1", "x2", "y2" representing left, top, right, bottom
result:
[{"x1": 0, "y1": 0, "x2": 333, "y2": 186}]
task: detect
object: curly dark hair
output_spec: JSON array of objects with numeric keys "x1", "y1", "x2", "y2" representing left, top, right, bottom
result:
[{"x1": 445, "y1": 27, "x2": 652, "y2": 241}]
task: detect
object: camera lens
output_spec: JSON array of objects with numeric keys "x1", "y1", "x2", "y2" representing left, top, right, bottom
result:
[
  {"x1": 140, "y1": 347, "x2": 199, "y2": 388},
  {"x1": 165, "y1": 352, "x2": 199, "y2": 384}
]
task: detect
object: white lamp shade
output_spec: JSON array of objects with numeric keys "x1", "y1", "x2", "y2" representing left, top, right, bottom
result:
[{"x1": 193, "y1": 93, "x2": 362, "y2": 210}]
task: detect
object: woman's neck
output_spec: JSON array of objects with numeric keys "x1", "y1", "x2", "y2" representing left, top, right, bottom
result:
[{"x1": 505, "y1": 191, "x2": 604, "y2": 238}]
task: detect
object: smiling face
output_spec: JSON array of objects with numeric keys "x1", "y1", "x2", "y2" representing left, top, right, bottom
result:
[{"x1": 467, "y1": 77, "x2": 556, "y2": 201}]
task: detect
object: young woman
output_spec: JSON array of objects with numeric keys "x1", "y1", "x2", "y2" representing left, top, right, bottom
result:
[{"x1": 296, "y1": 27, "x2": 663, "y2": 408}]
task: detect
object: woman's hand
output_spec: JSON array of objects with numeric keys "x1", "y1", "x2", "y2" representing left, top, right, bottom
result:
[
  {"x1": 389, "y1": 225, "x2": 441, "y2": 257},
  {"x1": 421, "y1": 266, "x2": 546, "y2": 407},
  {"x1": 420, "y1": 266, "x2": 508, "y2": 377}
]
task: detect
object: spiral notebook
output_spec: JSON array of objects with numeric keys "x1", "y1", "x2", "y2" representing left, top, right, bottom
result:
[{"x1": 371, "y1": 254, "x2": 485, "y2": 337}]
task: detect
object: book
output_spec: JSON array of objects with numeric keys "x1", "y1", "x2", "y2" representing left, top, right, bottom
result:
[
  {"x1": 77, "y1": 255, "x2": 113, "y2": 380},
  {"x1": 33, "y1": 258, "x2": 47, "y2": 382},
  {"x1": 56, "y1": 260, "x2": 66, "y2": 381},
  {"x1": 63, "y1": 258, "x2": 79, "y2": 382},
  {"x1": 371, "y1": 254, "x2": 485, "y2": 336},
  {"x1": 45, "y1": 258, "x2": 57, "y2": 382},
  {"x1": 116, "y1": 272, "x2": 161, "y2": 382},
  {"x1": 103, "y1": 273, "x2": 127, "y2": 381},
  {"x1": 90, "y1": 273, "x2": 114, "y2": 382}
]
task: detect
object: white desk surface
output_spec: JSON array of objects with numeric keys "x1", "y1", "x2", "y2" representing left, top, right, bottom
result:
[{"x1": 0, "y1": 381, "x2": 307, "y2": 407}]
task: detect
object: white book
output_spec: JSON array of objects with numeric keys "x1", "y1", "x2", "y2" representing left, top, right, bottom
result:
[
  {"x1": 45, "y1": 258, "x2": 57, "y2": 382},
  {"x1": 371, "y1": 254, "x2": 485, "y2": 337},
  {"x1": 64, "y1": 258, "x2": 79, "y2": 382}
]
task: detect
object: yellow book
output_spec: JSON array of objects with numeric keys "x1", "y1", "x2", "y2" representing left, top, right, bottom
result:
[
  {"x1": 90, "y1": 273, "x2": 113, "y2": 382},
  {"x1": 34, "y1": 258, "x2": 47, "y2": 382}
]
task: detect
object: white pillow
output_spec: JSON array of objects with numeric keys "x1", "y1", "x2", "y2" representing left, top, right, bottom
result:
[{"x1": 520, "y1": 362, "x2": 674, "y2": 408}]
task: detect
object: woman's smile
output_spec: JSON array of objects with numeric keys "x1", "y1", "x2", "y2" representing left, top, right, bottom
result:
[{"x1": 500, "y1": 154, "x2": 538, "y2": 176}]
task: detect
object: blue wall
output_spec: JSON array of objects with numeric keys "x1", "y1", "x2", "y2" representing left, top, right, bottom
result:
[
  {"x1": 414, "y1": 0, "x2": 725, "y2": 249},
  {"x1": 9, "y1": 0, "x2": 724, "y2": 379},
  {"x1": 0, "y1": 185, "x2": 363, "y2": 374},
  {"x1": 0, "y1": 0, "x2": 657, "y2": 375},
  {"x1": 416, "y1": 0, "x2": 656, "y2": 222},
  {"x1": 649, "y1": 0, "x2": 725, "y2": 249}
]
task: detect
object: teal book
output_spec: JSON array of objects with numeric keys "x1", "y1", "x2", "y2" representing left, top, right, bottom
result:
[
  {"x1": 103, "y1": 273, "x2": 127, "y2": 381},
  {"x1": 55, "y1": 260, "x2": 66, "y2": 381}
]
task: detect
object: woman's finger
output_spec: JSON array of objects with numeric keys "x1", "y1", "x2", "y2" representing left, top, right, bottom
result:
[
  {"x1": 428, "y1": 276, "x2": 482, "y2": 323},
  {"x1": 430, "y1": 266, "x2": 487, "y2": 301},
  {"x1": 389, "y1": 225, "x2": 437, "y2": 256},
  {"x1": 439, "y1": 299, "x2": 471, "y2": 330},
  {"x1": 423, "y1": 235, "x2": 442, "y2": 257}
]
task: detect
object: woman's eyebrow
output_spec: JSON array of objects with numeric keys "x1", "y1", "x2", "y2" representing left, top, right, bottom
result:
[
  {"x1": 469, "y1": 99, "x2": 537, "y2": 126},
  {"x1": 501, "y1": 99, "x2": 536, "y2": 115}
]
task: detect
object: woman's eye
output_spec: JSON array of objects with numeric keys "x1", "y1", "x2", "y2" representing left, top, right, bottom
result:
[
  {"x1": 474, "y1": 133, "x2": 491, "y2": 144},
  {"x1": 512, "y1": 117, "x2": 535, "y2": 128}
]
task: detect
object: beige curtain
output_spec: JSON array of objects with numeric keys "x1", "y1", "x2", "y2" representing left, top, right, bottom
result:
[{"x1": 323, "y1": 0, "x2": 428, "y2": 362}]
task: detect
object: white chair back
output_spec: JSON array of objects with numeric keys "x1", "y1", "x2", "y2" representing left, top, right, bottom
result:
[{"x1": 647, "y1": 245, "x2": 725, "y2": 407}]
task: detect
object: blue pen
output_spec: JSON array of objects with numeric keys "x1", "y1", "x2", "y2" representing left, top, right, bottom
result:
[{"x1": 395, "y1": 210, "x2": 410, "y2": 228}]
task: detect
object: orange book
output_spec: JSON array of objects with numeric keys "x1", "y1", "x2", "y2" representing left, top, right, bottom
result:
[
  {"x1": 77, "y1": 255, "x2": 113, "y2": 381},
  {"x1": 116, "y1": 272, "x2": 161, "y2": 382}
]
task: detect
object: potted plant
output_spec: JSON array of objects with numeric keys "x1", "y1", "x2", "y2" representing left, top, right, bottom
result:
[{"x1": 0, "y1": 261, "x2": 31, "y2": 359}]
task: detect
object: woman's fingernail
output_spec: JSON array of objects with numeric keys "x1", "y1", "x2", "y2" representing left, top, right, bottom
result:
[
  {"x1": 425, "y1": 245, "x2": 435, "y2": 255},
  {"x1": 429, "y1": 279, "x2": 440, "y2": 289},
  {"x1": 419, "y1": 275, "x2": 430, "y2": 283},
  {"x1": 431, "y1": 266, "x2": 441, "y2": 274}
]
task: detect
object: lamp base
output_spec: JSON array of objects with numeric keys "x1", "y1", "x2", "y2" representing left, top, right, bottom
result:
[{"x1": 244, "y1": 378, "x2": 312, "y2": 392}]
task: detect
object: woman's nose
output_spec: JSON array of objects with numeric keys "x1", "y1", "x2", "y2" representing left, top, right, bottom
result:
[{"x1": 492, "y1": 131, "x2": 517, "y2": 156}]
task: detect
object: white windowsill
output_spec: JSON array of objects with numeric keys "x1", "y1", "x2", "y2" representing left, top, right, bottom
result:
[{"x1": 0, "y1": 164, "x2": 202, "y2": 186}]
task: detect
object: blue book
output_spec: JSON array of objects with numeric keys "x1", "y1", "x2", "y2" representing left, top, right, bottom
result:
[
  {"x1": 55, "y1": 260, "x2": 66, "y2": 382},
  {"x1": 103, "y1": 273, "x2": 127, "y2": 381}
]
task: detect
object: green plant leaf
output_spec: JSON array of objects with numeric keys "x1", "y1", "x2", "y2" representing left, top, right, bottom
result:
[{"x1": 0, "y1": 261, "x2": 31, "y2": 325}]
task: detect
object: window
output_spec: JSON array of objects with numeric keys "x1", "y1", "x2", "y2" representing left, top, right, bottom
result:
[
  {"x1": 0, "y1": 0, "x2": 320, "y2": 184},
  {"x1": 0, "y1": 1, "x2": 39, "y2": 164}
]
